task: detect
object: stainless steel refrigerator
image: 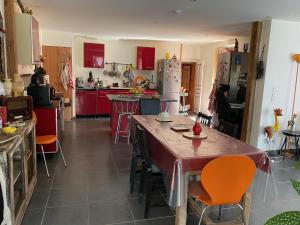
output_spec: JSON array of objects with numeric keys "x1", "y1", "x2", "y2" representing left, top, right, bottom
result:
[{"x1": 157, "y1": 59, "x2": 181, "y2": 115}]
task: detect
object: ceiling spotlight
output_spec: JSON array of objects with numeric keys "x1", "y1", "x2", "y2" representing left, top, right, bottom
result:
[{"x1": 172, "y1": 9, "x2": 182, "y2": 15}]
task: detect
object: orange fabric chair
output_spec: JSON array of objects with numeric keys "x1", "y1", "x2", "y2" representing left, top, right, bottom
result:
[
  {"x1": 189, "y1": 155, "x2": 256, "y2": 225},
  {"x1": 33, "y1": 111, "x2": 67, "y2": 177}
]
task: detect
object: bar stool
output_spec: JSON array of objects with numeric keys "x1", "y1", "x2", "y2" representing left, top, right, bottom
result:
[
  {"x1": 33, "y1": 111, "x2": 67, "y2": 177},
  {"x1": 114, "y1": 98, "x2": 139, "y2": 144}
]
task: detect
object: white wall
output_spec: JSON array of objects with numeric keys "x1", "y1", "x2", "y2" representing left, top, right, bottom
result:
[
  {"x1": 73, "y1": 36, "x2": 201, "y2": 86},
  {"x1": 198, "y1": 36, "x2": 251, "y2": 114},
  {"x1": 250, "y1": 19, "x2": 300, "y2": 150},
  {"x1": 42, "y1": 31, "x2": 74, "y2": 47}
]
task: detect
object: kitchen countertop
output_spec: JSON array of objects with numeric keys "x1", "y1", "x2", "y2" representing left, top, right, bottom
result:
[
  {"x1": 76, "y1": 87, "x2": 158, "y2": 91},
  {"x1": 106, "y1": 94, "x2": 177, "y2": 102}
]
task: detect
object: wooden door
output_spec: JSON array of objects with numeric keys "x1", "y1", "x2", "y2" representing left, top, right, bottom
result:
[
  {"x1": 42, "y1": 46, "x2": 72, "y2": 100},
  {"x1": 181, "y1": 63, "x2": 196, "y2": 112}
]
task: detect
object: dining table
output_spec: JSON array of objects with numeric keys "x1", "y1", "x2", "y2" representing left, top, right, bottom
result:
[{"x1": 132, "y1": 115, "x2": 267, "y2": 225}]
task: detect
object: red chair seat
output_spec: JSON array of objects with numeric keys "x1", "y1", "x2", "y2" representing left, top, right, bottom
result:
[{"x1": 36, "y1": 135, "x2": 57, "y2": 145}]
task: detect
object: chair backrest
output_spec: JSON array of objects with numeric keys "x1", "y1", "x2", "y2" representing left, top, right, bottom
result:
[
  {"x1": 218, "y1": 119, "x2": 239, "y2": 138},
  {"x1": 136, "y1": 124, "x2": 152, "y2": 167},
  {"x1": 201, "y1": 155, "x2": 256, "y2": 205},
  {"x1": 198, "y1": 112, "x2": 212, "y2": 127},
  {"x1": 114, "y1": 99, "x2": 139, "y2": 114},
  {"x1": 139, "y1": 99, "x2": 161, "y2": 115}
]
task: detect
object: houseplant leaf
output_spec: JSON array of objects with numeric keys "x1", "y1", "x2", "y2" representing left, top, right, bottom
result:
[
  {"x1": 264, "y1": 211, "x2": 300, "y2": 225},
  {"x1": 291, "y1": 179, "x2": 300, "y2": 196}
]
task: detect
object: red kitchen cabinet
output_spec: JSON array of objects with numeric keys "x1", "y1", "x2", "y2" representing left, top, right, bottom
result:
[
  {"x1": 97, "y1": 91, "x2": 111, "y2": 115},
  {"x1": 76, "y1": 90, "x2": 97, "y2": 116},
  {"x1": 137, "y1": 47, "x2": 155, "y2": 70},
  {"x1": 84, "y1": 42, "x2": 105, "y2": 68}
]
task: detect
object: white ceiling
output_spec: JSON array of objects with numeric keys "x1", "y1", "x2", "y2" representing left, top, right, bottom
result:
[{"x1": 23, "y1": 0, "x2": 300, "y2": 43}]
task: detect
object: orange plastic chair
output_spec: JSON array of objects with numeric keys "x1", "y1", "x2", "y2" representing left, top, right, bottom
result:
[
  {"x1": 33, "y1": 111, "x2": 67, "y2": 177},
  {"x1": 189, "y1": 155, "x2": 256, "y2": 225}
]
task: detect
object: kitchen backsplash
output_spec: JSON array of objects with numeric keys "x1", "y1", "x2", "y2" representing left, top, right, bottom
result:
[{"x1": 75, "y1": 67, "x2": 156, "y2": 87}]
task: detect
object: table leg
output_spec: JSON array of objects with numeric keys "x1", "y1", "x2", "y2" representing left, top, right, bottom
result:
[
  {"x1": 295, "y1": 137, "x2": 299, "y2": 160},
  {"x1": 175, "y1": 173, "x2": 189, "y2": 225},
  {"x1": 280, "y1": 137, "x2": 287, "y2": 158},
  {"x1": 241, "y1": 190, "x2": 252, "y2": 225}
]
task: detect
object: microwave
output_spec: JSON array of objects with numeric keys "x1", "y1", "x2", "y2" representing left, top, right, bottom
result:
[{"x1": 0, "y1": 96, "x2": 33, "y2": 122}]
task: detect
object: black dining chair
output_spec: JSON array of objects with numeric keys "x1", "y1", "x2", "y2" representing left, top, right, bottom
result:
[
  {"x1": 129, "y1": 120, "x2": 141, "y2": 194},
  {"x1": 139, "y1": 99, "x2": 161, "y2": 115},
  {"x1": 136, "y1": 124, "x2": 166, "y2": 218},
  {"x1": 197, "y1": 112, "x2": 212, "y2": 127},
  {"x1": 218, "y1": 119, "x2": 239, "y2": 138}
]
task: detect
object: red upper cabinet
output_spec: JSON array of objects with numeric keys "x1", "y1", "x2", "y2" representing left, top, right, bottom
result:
[
  {"x1": 84, "y1": 42, "x2": 105, "y2": 68},
  {"x1": 136, "y1": 47, "x2": 155, "y2": 70}
]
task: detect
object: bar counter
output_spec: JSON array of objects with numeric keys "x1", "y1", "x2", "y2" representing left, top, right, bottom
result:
[{"x1": 108, "y1": 94, "x2": 176, "y2": 136}]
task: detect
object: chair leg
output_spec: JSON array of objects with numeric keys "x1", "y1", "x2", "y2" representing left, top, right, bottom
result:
[
  {"x1": 237, "y1": 204, "x2": 245, "y2": 225},
  {"x1": 130, "y1": 155, "x2": 137, "y2": 193},
  {"x1": 114, "y1": 114, "x2": 122, "y2": 144},
  {"x1": 139, "y1": 166, "x2": 146, "y2": 201},
  {"x1": 40, "y1": 145, "x2": 50, "y2": 177},
  {"x1": 198, "y1": 206, "x2": 208, "y2": 225},
  {"x1": 57, "y1": 140, "x2": 67, "y2": 167},
  {"x1": 127, "y1": 115, "x2": 131, "y2": 144},
  {"x1": 144, "y1": 174, "x2": 152, "y2": 218},
  {"x1": 218, "y1": 205, "x2": 222, "y2": 220}
]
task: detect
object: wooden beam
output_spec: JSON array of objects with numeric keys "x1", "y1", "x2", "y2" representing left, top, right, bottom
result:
[
  {"x1": 241, "y1": 22, "x2": 263, "y2": 142},
  {"x1": 4, "y1": 0, "x2": 18, "y2": 78}
]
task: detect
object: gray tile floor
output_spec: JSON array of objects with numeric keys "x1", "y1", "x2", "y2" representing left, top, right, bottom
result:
[{"x1": 21, "y1": 119, "x2": 300, "y2": 225}]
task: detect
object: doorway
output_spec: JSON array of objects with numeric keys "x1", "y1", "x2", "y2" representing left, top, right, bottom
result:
[{"x1": 181, "y1": 63, "x2": 197, "y2": 112}]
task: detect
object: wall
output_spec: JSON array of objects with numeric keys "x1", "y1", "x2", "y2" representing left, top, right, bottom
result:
[
  {"x1": 73, "y1": 36, "x2": 201, "y2": 86},
  {"x1": 198, "y1": 36, "x2": 251, "y2": 114},
  {"x1": 42, "y1": 31, "x2": 74, "y2": 47},
  {"x1": 250, "y1": 19, "x2": 300, "y2": 150}
]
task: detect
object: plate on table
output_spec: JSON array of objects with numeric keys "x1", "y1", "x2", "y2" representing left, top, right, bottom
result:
[
  {"x1": 182, "y1": 132, "x2": 208, "y2": 139},
  {"x1": 171, "y1": 125, "x2": 190, "y2": 132},
  {"x1": 155, "y1": 118, "x2": 173, "y2": 122}
]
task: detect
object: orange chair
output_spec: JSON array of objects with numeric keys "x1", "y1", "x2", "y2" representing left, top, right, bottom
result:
[
  {"x1": 189, "y1": 155, "x2": 256, "y2": 225},
  {"x1": 33, "y1": 111, "x2": 67, "y2": 177}
]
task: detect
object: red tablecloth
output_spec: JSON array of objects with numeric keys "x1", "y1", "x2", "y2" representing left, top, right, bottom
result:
[{"x1": 132, "y1": 115, "x2": 267, "y2": 208}]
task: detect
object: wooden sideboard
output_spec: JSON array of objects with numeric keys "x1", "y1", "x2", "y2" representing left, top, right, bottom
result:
[{"x1": 0, "y1": 118, "x2": 37, "y2": 225}]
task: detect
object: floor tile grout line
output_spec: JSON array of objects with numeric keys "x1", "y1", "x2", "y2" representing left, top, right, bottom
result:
[
  {"x1": 40, "y1": 157, "x2": 59, "y2": 225},
  {"x1": 110, "y1": 141, "x2": 137, "y2": 224}
]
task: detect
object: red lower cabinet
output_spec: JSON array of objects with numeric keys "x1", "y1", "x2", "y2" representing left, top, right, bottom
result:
[
  {"x1": 76, "y1": 89, "x2": 157, "y2": 116},
  {"x1": 76, "y1": 90, "x2": 97, "y2": 116},
  {"x1": 97, "y1": 92, "x2": 111, "y2": 115}
]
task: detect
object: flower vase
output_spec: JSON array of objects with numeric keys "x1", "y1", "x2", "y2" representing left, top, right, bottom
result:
[
  {"x1": 3, "y1": 78, "x2": 12, "y2": 96},
  {"x1": 192, "y1": 121, "x2": 202, "y2": 135},
  {"x1": 12, "y1": 73, "x2": 25, "y2": 96}
]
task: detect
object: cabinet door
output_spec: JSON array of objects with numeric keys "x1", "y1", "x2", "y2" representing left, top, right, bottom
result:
[
  {"x1": 142, "y1": 47, "x2": 155, "y2": 70},
  {"x1": 136, "y1": 47, "x2": 155, "y2": 70},
  {"x1": 76, "y1": 91, "x2": 97, "y2": 115},
  {"x1": 84, "y1": 43, "x2": 104, "y2": 68},
  {"x1": 97, "y1": 95, "x2": 111, "y2": 115},
  {"x1": 31, "y1": 17, "x2": 40, "y2": 64}
]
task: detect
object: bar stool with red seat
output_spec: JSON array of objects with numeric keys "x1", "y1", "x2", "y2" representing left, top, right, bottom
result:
[
  {"x1": 188, "y1": 155, "x2": 256, "y2": 225},
  {"x1": 33, "y1": 111, "x2": 67, "y2": 177}
]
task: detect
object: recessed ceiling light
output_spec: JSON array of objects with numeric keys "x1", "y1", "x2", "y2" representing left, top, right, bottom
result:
[
  {"x1": 153, "y1": 21, "x2": 159, "y2": 24},
  {"x1": 172, "y1": 9, "x2": 182, "y2": 15}
]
